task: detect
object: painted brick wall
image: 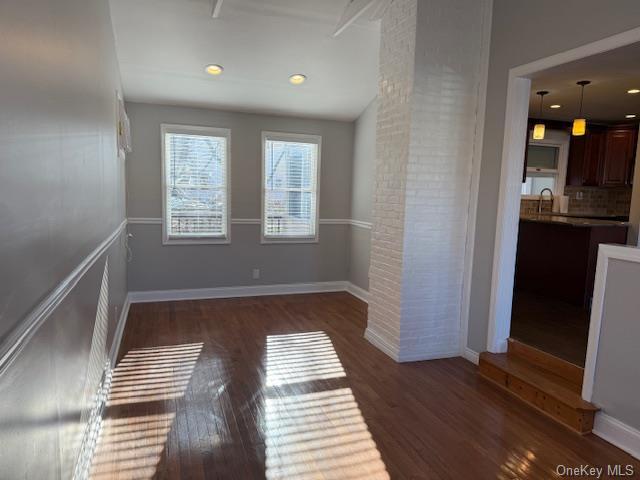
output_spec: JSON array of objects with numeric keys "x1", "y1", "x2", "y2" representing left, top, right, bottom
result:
[
  {"x1": 367, "y1": 0, "x2": 488, "y2": 361},
  {"x1": 366, "y1": 0, "x2": 417, "y2": 354}
]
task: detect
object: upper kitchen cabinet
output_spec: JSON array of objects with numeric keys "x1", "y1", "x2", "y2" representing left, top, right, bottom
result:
[
  {"x1": 601, "y1": 126, "x2": 637, "y2": 186},
  {"x1": 567, "y1": 126, "x2": 606, "y2": 186},
  {"x1": 566, "y1": 124, "x2": 637, "y2": 187}
]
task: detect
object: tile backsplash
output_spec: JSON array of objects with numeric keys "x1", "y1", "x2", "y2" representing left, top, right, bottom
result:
[{"x1": 520, "y1": 186, "x2": 632, "y2": 217}]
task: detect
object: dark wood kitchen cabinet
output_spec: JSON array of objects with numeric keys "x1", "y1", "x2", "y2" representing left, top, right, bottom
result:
[
  {"x1": 566, "y1": 126, "x2": 606, "y2": 186},
  {"x1": 601, "y1": 126, "x2": 637, "y2": 186},
  {"x1": 567, "y1": 124, "x2": 637, "y2": 187}
]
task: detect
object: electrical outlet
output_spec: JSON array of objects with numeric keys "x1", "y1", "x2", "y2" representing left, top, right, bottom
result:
[
  {"x1": 252, "y1": 268, "x2": 260, "y2": 279},
  {"x1": 576, "y1": 191, "x2": 584, "y2": 200}
]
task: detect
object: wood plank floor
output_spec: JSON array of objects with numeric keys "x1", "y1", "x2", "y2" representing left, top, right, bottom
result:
[{"x1": 90, "y1": 293, "x2": 639, "y2": 479}]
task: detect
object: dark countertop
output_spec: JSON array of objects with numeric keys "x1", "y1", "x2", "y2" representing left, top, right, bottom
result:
[{"x1": 520, "y1": 214, "x2": 629, "y2": 228}]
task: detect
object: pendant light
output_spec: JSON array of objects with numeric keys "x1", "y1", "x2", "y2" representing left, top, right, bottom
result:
[
  {"x1": 572, "y1": 80, "x2": 591, "y2": 136},
  {"x1": 533, "y1": 90, "x2": 548, "y2": 140}
]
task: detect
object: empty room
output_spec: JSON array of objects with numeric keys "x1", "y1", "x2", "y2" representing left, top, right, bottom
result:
[{"x1": 2, "y1": 0, "x2": 640, "y2": 478}]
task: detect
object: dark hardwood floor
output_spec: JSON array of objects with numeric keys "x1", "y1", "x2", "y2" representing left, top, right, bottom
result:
[
  {"x1": 90, "y1": 293, "x2": 638, "y2": 479},
  {"x1": 510, "y1": 290, "x2": 590, "y2": 366}
]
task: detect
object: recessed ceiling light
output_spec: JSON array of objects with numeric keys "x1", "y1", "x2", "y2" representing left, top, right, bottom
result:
[
  {"x1": 205, "y1": 64, "x2": 224, "y2": 76},
  {"x1": 628, "y1": 88, "x2": 640, "y2": 94},
  {"x1": 625, "y1": 114, "x2": 636, "y2": 119},
  {"x1": 289, "y1": 74, "x2": 306, "y2": 85},
  {"x1": 550, "y1": 104, "x2": 561, "y2": 109}
]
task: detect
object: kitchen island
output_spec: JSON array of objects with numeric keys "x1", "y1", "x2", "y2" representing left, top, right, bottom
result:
[{"x1": 515, "y1": 214, "x2": 629, "y2": 307}]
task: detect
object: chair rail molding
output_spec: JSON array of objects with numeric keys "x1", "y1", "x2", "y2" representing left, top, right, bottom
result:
[
  {"x1": 0, "y1": 220, "x2": 128, "y2": 374},
  {"x1": 128, "y1": 217, "x2": 373, "y2": 228}
]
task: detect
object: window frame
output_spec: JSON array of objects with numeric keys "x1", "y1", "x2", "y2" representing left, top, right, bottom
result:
[
  {"x1": 261, "y1": 131, "x2": 322, "y2": 244},
  {"x1": 521, "y1": 129, "x2": 569, "y2": 199},
  {"x1": 161, "y1": 123, "x2": 232, "y2": 245}
]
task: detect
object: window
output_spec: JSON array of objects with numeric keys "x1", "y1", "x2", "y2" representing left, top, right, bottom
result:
[
  {"x1": 161, "y1": 124, "x2": 230, "y2": 244},
  {"x1": 521, "y1": 131, "x2": 569, "y2": 198},
  {"x1": 262, "y1": 132, "x2": 321, "y2": 242}
]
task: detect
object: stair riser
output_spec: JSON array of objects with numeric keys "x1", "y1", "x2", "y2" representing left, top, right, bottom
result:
[
  {"x1": 479, "y1": 362, "x2": 594, "y2": 434},
  {"x1": 508, "y1": 339, "x2": 584, "y2": 388}
]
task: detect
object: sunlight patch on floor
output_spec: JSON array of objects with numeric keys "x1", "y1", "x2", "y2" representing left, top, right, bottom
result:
[
  {"x1": 89, "y1": 413, "x2": 175, "y2": 480},
  {"x1": 89, "y1": 342, "x2": 203, "y2": 479},
  {"x1": 265, "y1": 332, "x2": 389, "y2": 480},
  {"x1": 265, "y1": 332, "x2": 346, "y2": 387},
  {"x1": 106, "y1": 343, "x2": 203, "y2": 406}
]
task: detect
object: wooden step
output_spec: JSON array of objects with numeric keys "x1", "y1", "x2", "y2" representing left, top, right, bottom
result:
[
  {"x1": 507, "y1": 338, "x2": 584, "y2": 390},
  {"x1": 479, "y1": 351, "x2": 598, "y2": 434}
]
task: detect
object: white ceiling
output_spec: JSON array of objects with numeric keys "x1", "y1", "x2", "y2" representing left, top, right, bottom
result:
[
  {"x1": 529, "y1": 42, "x2": 640, "y2": 123},
  {"x1": 109, "y1": 0, "x2": 381, "y2": 121}
]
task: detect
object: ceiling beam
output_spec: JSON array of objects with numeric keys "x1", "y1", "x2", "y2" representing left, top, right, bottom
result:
[
  {"x1": 211, "y1": 0, "x2": 224, "y2": 18},
  {"x1": 333, "y1": 0, "x2": 376, "y2": 37}
]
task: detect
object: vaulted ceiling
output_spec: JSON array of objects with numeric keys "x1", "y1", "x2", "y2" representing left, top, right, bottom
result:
[{"x1": 109, "y1": 0, "x2": 381, "y2": 121}]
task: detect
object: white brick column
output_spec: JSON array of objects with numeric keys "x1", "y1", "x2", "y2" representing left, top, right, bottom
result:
[{"x1": 366, "y1": 0, "x2": 490, "y2": 362}]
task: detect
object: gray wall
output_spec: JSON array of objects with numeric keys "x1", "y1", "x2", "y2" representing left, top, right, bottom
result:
[
  {"x1": 592, "y1": 258, "x2": 640, "y2": 430},
  {"x1": 468, "y1": 0, "x2": 640, "y2": 352},
  {"x1": 126, "y1": 102, "x2": 354, "y2": 291},
  {"x1": 0, "y1": 0, "x2": 127, "y2": 477},
  {"x1": 348, "y1": 99, "x2": 377, "y2": 290}
]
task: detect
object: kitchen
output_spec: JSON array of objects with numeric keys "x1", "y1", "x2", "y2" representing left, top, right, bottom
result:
[{"x1": 510, "y1": 42, "x2": 640, "y2": 366}]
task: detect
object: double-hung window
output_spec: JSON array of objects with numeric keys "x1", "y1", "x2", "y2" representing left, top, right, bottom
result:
[
  {"x1": 161, "y1": 124, "x2": 231, "y2": 244},
  {"x1": 262, "y1": 132, "x2": 321, "y2": 243}
]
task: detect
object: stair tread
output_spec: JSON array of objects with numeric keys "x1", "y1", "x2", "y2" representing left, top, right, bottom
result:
[
  {"x1": 507, "y1": 338, "x2": 584, "y2": 388},
  {"x1": 480, "y1": 352, "x2": 597, "y2": 411}
]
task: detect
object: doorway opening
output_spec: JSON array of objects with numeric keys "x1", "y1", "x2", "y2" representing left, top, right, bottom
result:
[{"x1": 487, "y1": 28, "x2": 640, "y2": 375}]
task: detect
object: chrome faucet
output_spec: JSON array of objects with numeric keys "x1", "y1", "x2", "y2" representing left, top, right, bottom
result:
[{"x1": 538, "y1": 188, "x2": 554, "y2": 214}]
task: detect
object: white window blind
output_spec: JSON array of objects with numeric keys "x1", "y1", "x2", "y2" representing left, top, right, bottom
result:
[
  {"x1": 262, "y1": 132, "x2": 321, "y2": 241},
  {"x1": 162, "y1": 125, "x2": 230, "y2": 244}
]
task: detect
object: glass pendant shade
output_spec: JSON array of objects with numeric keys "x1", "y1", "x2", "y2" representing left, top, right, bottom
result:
[
  {"x1": 533, "y1": 123, "x2": 545, "y2": 140},
  {"x1": 572, "y1": 118, "x2": 586, "y2": 136}
]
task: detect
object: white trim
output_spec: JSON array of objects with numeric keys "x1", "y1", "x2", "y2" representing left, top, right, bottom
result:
[
  {"x1": 346, "y1": 282, "x2": 369, "y2": 303},
  {"x1": 593, "y1": 412, "x2": 640, "y2": 460},
  {"x1": 129, "y1": 281, "x2": 349, "y2": 303},
  {"x1": 582, "y1": 244, "x2": 640, "y2": 401},
  {"x1": 261, "y1": 131, "x2": 322, "y2": 244},
  {"x1": 128, "y1": 217, "x2": 369, "y2": 228},
  {"x1": 365, "y1": 327, "x2": 460, "y2": 363},
  {"x1": 128, "y1": 217, "x2": 162, "y2": 224},
  {"x1": 108, "y1": 293, "x2": 131, "y2": 367},
  {"x1": 487, "y1": 26, "x2": 640, "y2": 354},
  {"x1": 161, "y1": 123, "x2": 232, "y2": 245},
  {"x1": 364, "y1": 328, "x2": 400, "y2": 361},
  {"x1": 460, "y1": 0, "x2": 493, "y2": 357},
  {"x1": 462, "y1": 347, "x2": 480, "y2": 365},
  {"x1": 320, "y1": 218, "x2": 351, "y2": 225},
  {"x1": 487, "y1": 76, "x2": 531, "y2": 353},
  {"x1": 350, "y1": 219, "x2": 373, "y2": 229},
  {"x1": 0, "y1": 220, "x2": 128, "y2": 374}
]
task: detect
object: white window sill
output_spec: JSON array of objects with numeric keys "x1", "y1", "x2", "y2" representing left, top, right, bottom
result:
[
  {"x1": 163, "y1": 236, "x2": 230, "y2": 245},
  {"x1": 261, "y1": 236, "x2": 319, "y2": 244}
]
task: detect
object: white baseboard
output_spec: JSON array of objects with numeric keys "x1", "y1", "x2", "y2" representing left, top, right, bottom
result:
[
  {"x1": 364, "y1": 327, "x2": 460, "y2": 363},
  {"x1": 463, "y1": 347, "x2": 480, "y2": 365},
  {"x1": 346, "y1": 282, "x2": 369, "y2": 303},
  {"x1": 108, "y1": 294, "x2": 131, "y2": 367},
  {"x1": 129, "y1": 281, "x2": 350, "y2": 303},
  {"x1": 593, "y1": 412, "x2": 640, "y2": 460},
  {"x1": 364, "y1": 327, "x2": 400, "y2": 361}
]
